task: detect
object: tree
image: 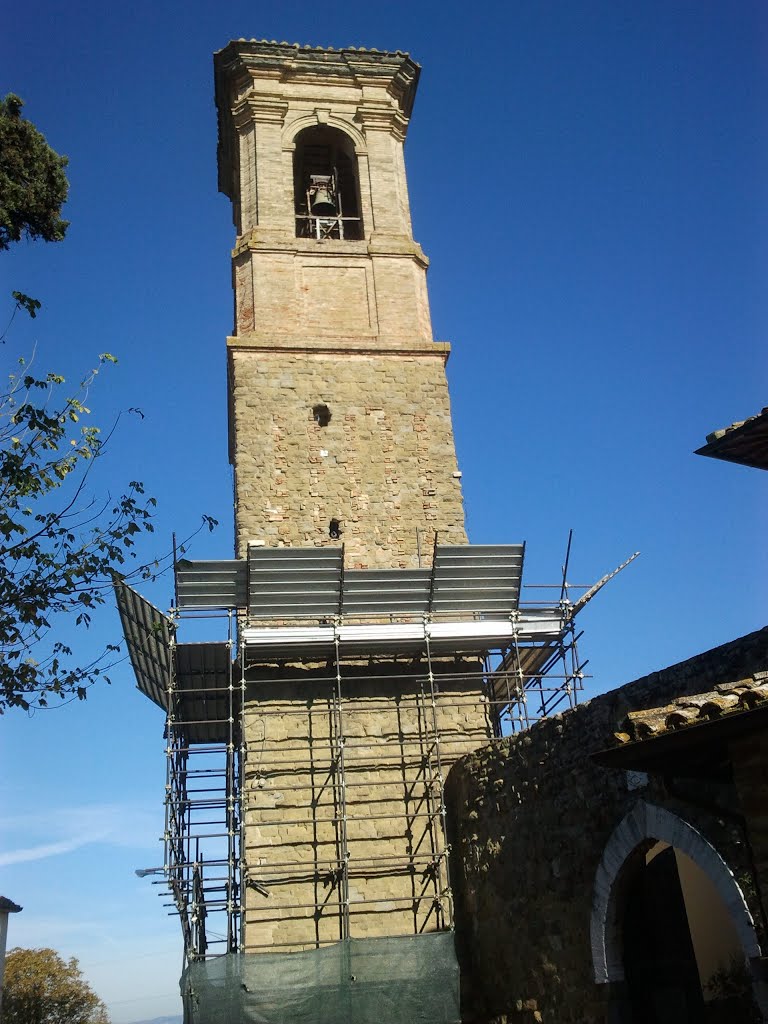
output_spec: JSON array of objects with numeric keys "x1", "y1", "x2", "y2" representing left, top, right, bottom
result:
[
  {"x1": 0, "y1": 94, "x2": 69, "y2": 250},
  {"x1": 0, "y1": 97, "x2": 217, "y2": 713},
  {"x1": 0, "y1": 353, "x2": 160, "y2": 712},
  {"x1": 3, "y1": 947, "x2": 109, "y2": 1024}
]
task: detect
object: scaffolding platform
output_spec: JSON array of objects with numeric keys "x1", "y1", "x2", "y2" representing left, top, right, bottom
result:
[{"x1": 116, "y1": 541, "x2": 628, "y2": 969}]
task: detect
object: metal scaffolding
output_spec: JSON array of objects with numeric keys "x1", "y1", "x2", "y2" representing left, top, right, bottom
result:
[{"x1": 116, "y1": 541, "x2": 634, "y2": 964}]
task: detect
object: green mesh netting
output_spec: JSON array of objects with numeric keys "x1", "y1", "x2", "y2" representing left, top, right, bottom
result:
[{"x1": 181, "y1": 932, "x2": 460, "y2": 1024}]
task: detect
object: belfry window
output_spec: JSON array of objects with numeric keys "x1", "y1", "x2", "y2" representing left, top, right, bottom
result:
[{"x1": 294, "y1": 126, "x2": 363, "y2": 240}]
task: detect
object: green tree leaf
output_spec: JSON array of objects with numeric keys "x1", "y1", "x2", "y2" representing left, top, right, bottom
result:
[
  {"x1": 0, "y1": 94, "x2": 69, "y2": 249},
  {"x1": 3, "y1": 947, "x2": 110, "y2": 1024}
]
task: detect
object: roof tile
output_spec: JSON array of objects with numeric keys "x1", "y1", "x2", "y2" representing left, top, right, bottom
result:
[{"x1": 617, "y1": 673, "x2": 768, "y2": 743}]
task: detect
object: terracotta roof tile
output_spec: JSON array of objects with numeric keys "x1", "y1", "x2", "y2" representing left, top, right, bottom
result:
[
  {"x1": 617, "y1": 673, "x2": 768, "y2": 744},
  {"x1": 706, "y1": 407, "x2": 768, "y2": 443},
  {"x1": 695, "y1": 406, "x2": 768, "y2": 470}
]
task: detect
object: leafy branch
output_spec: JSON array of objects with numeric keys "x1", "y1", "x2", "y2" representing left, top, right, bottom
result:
[
  {"x1": 0, "y1": 353, "x2": 216, "y2": 712},
  {"x1": 0, "y1": 92, "x2": 217, "y2": 714}
]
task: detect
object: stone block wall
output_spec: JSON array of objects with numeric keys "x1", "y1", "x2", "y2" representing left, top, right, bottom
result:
[
  {"x1": 242, "y1": 657, "x2": 491, "y2": 951},
  {"x1": 445, "y1": 627, "x2": 768, "y2": 1024},
  {"x1": 229, "y1": 345, "x2": 466, "y2": 566}
]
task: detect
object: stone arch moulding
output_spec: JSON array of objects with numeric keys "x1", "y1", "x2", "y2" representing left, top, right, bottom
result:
[
  {"x1": 282, "y1": 114, "x2": 367, "y2": 155},
  {"x1": 590, "y1": 799, "x2": 761, "y2": 984}
]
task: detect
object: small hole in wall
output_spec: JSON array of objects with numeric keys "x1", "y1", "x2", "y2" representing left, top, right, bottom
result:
[
  {"x1": 313, "y1": 404, "x2": 331, "y2": 427},
  {"x1": 329, "y1": 518, "x2": 342, "y2": 540}
]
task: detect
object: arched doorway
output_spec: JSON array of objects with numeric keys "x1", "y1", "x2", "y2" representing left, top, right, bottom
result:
[{"x1": 591, "y1": 801, "x2": 764, "y2": 1022}]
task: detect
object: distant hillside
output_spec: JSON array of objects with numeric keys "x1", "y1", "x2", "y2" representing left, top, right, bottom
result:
[{"x1": 126, "y1": 1017, "x2": 182, "y2": 1024}]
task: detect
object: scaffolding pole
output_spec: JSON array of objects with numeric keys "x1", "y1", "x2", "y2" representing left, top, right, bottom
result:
[{"x1": 117, "y1": 554, "x2": 600, "y2": 964}]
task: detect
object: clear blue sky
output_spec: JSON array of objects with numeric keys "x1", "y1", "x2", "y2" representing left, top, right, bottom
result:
[{"x1": 2, "y1": 2, "x2": 766, "y2": 1020}]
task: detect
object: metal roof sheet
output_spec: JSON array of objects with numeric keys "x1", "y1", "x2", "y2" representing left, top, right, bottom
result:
[
  {"x1": 431, "y1": 544, "x2": 525, "y2": 614},
  {"x1": 175, "y1": 543, "x2": 526, "y2": 622},
  {"x1": 241, "y1": 612, "x2": 566, "y2": 660},
  {"x1": 114, "y1": 578, "x2": 172, "y2": 710},
  {"x1": 114, "y1": 579, "x2": 235, "y2": 742},
  {"x1": 486, "y1": 644, "x2": 565, "y2": 707},
  {"x1": 176, "y1": 559, "x2": 247, "y2": 610},
  {"x1": 175, "y1": 642, "x2": 235, "y2": 744},
  {"x1": 248, "y1": 545, "x2": 343, "y2": 618},
  {"x1": 341, "y1": 568, "x2": 431, "y2": 616}
]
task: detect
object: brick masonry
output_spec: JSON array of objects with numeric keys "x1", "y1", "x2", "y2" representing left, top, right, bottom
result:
[{"x1": 213, "y1": 44, "x2": 468, "y2": 567}]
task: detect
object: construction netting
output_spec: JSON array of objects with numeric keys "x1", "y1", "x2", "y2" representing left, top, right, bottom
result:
[{"x1": 180, "y1": 932, "x2": 460, "y2": 1024}]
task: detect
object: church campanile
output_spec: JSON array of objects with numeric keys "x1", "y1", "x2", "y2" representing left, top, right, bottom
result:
[
  {"x1": 117, "y1": 38, "x2": 584, "y2": 1023},
  {"x1": 211, "y1": 41, "x2": 491, "y2": 955}
]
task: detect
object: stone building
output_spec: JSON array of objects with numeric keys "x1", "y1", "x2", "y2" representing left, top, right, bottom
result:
[
  {"x1": 212, "y1": 40, "x2": 491, "y2": 957},
  {"x1": 448, "y1": 627, "x2": 768, "y2": 1023},
  {"x1": 116, "y1": 39, "x2": 590, "y2": 1024},
  {"x1": 447, "y1": 412, "x2": 768, "y2": 1023}
]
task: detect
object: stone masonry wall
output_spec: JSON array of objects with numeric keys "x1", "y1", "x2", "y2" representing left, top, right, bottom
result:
[
  {"x1": 230, "y1": 346, "x2": 466, "y2": 566},
  {"x1": 242, "y1": 657, "x2": 490, "y2": 951},
  {"x1": 445, "y1": 627, "x2": 768, "y2": 1024}
]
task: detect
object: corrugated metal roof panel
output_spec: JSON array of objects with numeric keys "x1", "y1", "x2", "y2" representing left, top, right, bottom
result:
[
  {"x1": 114, "y1": 578, "x2": 172, "y2": 710},
  {"x1": 176, "y1": 559, "x2": 247, "y2": 609},
  {"x1": 431, "y1": 544, "x2": 524, "y2": 614},
  {"x1": 342, "y1": 569, "x2": 431, "y2": 616},
  {"x1": 248, "y1": 545, "x2": 343, "y2": 619},
  {"x1": 175, "y1": 642, "x2": 234, "y2": 744},
  {"x1": 175, "y1": 544, "x2": 527, "y2": 622},
  {"x1": 114, "y1": 579, "x2": 237, "y2": 743},
  {"x1": 487, "y1": 644, "x2": 562, "y2": 707}
]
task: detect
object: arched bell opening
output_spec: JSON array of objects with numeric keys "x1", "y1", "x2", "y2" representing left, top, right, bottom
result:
[{"x1": 293, "y1": 126, "x2": 364, "y2": 240}]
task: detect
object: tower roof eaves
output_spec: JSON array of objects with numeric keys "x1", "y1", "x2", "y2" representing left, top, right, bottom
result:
[{"x1": 213, "y1": 40, "x2": 421, "y2": 197}]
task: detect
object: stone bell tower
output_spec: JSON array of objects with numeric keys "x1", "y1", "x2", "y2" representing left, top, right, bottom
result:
[
  {"x1": 115, "y1": 40, "x2": 582, "y2": 1023},
  {"x1": 214, "y1": 41, "x2": 466, "y2": 567},
  {"x1": 209, "y1": 38, "x2": 493, "y2": 971}
]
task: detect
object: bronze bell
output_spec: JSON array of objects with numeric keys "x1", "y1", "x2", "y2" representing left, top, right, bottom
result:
[{"x1": 309, "y1": 174, "x2": 336, "y2": 216}]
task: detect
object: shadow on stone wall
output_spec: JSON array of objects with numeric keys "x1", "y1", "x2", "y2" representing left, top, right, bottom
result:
[{"x1": 446, "y1": 626, "x2": 768, "y2": 1024}]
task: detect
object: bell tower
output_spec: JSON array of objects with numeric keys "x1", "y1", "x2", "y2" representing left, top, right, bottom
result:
[
  {"x1": 214, "y1": 41, "x2": 466, "y2": 567},
  {"x1": 115, "y1": 39, "x2": 590, "y2": 1023}
]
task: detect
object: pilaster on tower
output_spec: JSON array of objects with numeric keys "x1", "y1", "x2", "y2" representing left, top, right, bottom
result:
[{"x1": 214, "y1": 42, "x2": 467, "y2": 566}]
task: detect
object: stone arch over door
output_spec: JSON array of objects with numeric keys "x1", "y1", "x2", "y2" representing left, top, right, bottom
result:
[{"x1": 591, "y1": 800, "x2": 760, "y2": 986}]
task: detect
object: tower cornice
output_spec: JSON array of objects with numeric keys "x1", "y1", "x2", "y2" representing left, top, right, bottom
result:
[
  {"x1": 231, "y1": 230, "x2": 429, "y2": 267},
  {"x1": 354, "y1": 103, "x2": 409, "y2": 141},
  {"x1": 214, "y1": 40, "x2": 420, "y2": 199},
  {"x1": 226, "y1": 335, "x2": 451, "y2": 359}
]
